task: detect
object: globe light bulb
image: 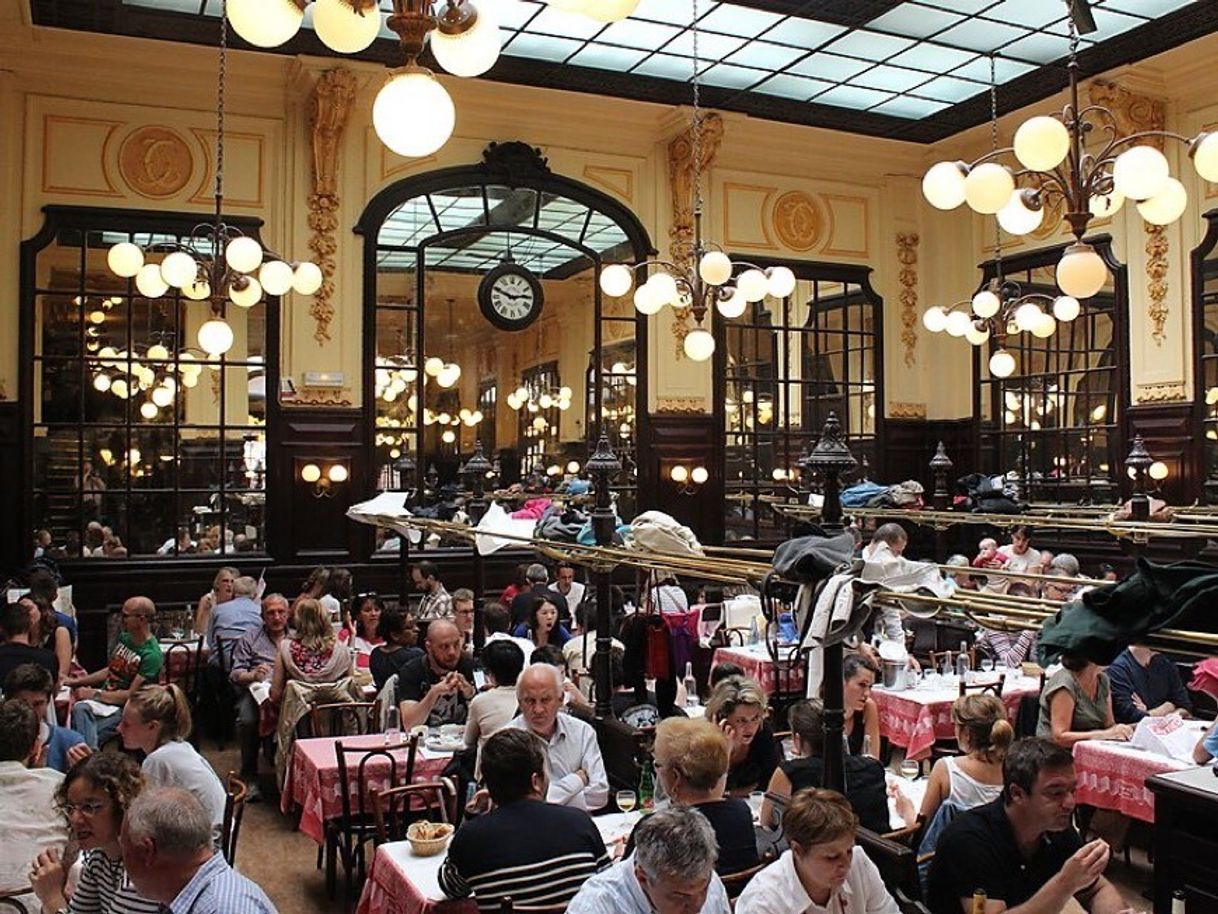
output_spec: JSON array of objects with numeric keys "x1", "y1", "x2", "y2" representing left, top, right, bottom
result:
[
  {"x1": 198, "y1": 318, "x2": 235, "y2": 356},
  {"x1": 1088, "y1": 189, "x2": 1124, "y2": 218},
  {"x1": 683, "y1": 328, "x2": 715, "y2": 361},
  {"x1": 1014, "y1": 302, "x2": 1043, "y2": 333},
  {"x1": 151, "y1": 386, "x2": 174, "y2": 408},
  {"x1": 1013, "y1": 116, "x2": 1070, "y2": 171},
  {"x1": 225, "y1": 236, "x2": 263, "y2": 274},
  {"x1": 292, "y1": 261, "x2": 324, "y2": 296},
  {"x1": 633, "y1": 284, "x2": 664, "y2": 316},
  {"x1": 1031, "y1": 312, "x2": 1057, "y2": 339},
  {"x1": 670, "y1": 465, "x2": 689, "y2": 483},
  {"x1": 922, "y1": 306, "x2": 948, "y2": 333},
  {"x1": 600, "y1": 263, "x2": 634, "y2": 297},
  {"x1": 146, "y1": 344, "x2": 169, "y2": 361},
  {"x1": 716, "y1": 287, "x2": 747, "y2": 319},
  {"x1": 374, "y1": 66, "x2": 455, "y2": 158},
  {"x1": 945, "y1": 310, "x2": 972, "y2": 337},
  {"x1": 227, "y1": 0, "x2": 303, "y2": 47},
  {"x1": 515, "y1": 386, "x2": 528, "y2": 401},
  {"x1": 922, "y1": 161, "x2": 968, "y2": 210},
  {"x1": 690, "y1": 466, "x2": 709, "y2": 485},
  {"x1": 1191, "y1": 131, "x2": 1218, "y2": 183},
  {"x1": 1149, "y1": 461, "x2": 1169, "y2": 481},
  {"x1": 135, "y1": 264, "x2": 169, "y2": 299},
  {"x1": 997, "y1": 190, "x2": 1044, "y2": 236},
  {"x1": 230, "y1": 276, "x2": 263, "y2": 308},
  {"x1": 301, "y1": 463, "x2": 322, "y2": 483},
  {"x1": 328, "y1": 463, "x2": 349, "y2": 483},
  {"x1": 183, "y1": 279, "x2": 211, "y2": 301},
  {"x1": 1052, "y1": 296, "x2": 1081, "y2": 322},
  {"x1": 965, "y1": 323, "x2": 990, "y2": 346},
  {"x1": 423, "y1": 356, "x2": 445, "y2": 378},
  {"x1": 107, "y1": 242, "x2": 144, "y2": 278},
  {"x1": 431, "y1": 3, "x2": 501, "y2": 77},
  {"x1": 1112, "y1": 145, "x2": 1169, "y2": 201},
  {"x1": 259, "y1": 260, "x2": 295, "y2": 296},
  {"x1": 646, "y1": 271, "x2": 679, "y2": 305},
  {"x1": 313, "y1": 0, "x2": 382, "y2": 54},
  {"x1": 989, "y1": 349, "x2": 1016, "y2": 379},
  {"x1": 140, "y1": 401, "x2": 158, "y2": 420},
  {"x1": 964, "y1": 163, "x2": 1015, "y2": 215},
  {"x1": 1056, "y1": 243, "x2": 1107, "y2": 299},
  {"x1": 159, "y1": 251, "x2": 198, "y2": 289},
  {"x1": 93, "y1": 374, "x2": 112, "y2": 392},
  {"x1": 766, "y1": 266, "x2": 797, "y2": 299},
  {"x1": 972, "y1": 289, "x2": 1001, "y2": 319},
  {"x1": 539, "y1": 393, "x2": 553, "y2": 409},
  {"x1": 111, "y1": 379, "x2": 129, "y2": 399},
  {"x1": 89, "y1": 309, "x2": 106, "y2": 325},
  {"x1": 698, "y1": 251, "x2": 732, "y2": 286},
  {"x1": 1135, "y1": 176, "x2": 1188, "y2": 226},
  {"x1": 738, "y1": 268, "x2": 769, "y2": 302}
]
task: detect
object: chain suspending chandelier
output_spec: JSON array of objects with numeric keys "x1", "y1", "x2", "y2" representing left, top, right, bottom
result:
[
  {"x1": 106, "y1": 0, "x2": 320, "y2": 358},
  {"x1": 598, "y1": 0, "x2": 796, "y2": 362},
  {"x1": 921, "y1": 0, "x2": 1218, "y2": 305}
]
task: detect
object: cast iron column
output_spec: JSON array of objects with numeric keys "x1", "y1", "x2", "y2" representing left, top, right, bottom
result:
[
  {"x1": 930, "y1": 441, "x2": 954, "y2": 561},
  {"x1": 1125, "y1": 435, "x2": 1153, "y2": 523},
  {"x1": 586, "y1": 433, "x2": 622, "y2": 720},
  {"x1": 460, "y1": 441, "x2": 493, "y2": 653}
]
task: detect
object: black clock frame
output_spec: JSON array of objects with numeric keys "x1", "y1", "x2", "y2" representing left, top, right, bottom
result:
[{"x1": 478, "y1": 259, "x2": 544, "y2": 331}]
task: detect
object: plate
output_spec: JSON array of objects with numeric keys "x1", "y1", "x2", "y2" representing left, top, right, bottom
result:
[{"x1": 425, "y1": 736, "x2": 465, "y2": 752}]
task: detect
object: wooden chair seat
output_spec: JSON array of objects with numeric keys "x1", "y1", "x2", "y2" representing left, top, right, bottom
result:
[{"x1": 309, "y1": 701, "x2": 379, "y2": 738}]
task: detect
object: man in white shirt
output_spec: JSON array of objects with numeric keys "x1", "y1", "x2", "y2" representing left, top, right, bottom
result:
[
  {"x1": 0, "y1": 699, "x2": 69, "y2": 908},
  {"x1": 483, "y1": 602, "x2": 536, "y2": 660},
  {"x1": 568, "y1": 805, "x2": 730, "y2": 914},
  {"x1": 554, "y1": 562, "x2": 586, "y2": 616},
  {"x1": 509, "y1": 664, "x2": 608, "y2": 811}
]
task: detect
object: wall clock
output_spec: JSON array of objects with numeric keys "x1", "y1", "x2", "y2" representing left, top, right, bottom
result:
[{"x1": 478, "y1": 257, "x2": 544, "y2": 331}]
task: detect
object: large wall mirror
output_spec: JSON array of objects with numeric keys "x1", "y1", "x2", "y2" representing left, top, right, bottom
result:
[
  {"x1": 358, "y1": 144, "x2": 651, "y2": 547},
  {"x1": 1193, "y1": 208, "x2": 1218, "y2": 503},
  {"x1": 20, "y1": 207, "x2": 275, "y2": 559},
  {"x1": 975, "y1": 237, "x2": 1127, "y2": 503}
]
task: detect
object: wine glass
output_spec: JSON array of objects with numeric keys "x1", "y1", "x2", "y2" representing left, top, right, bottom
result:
[
  {"x1": 900, "y1": 759, "x2": 921, "y2": 781},
  {"x1": 616, "y1": 790, "x2": 637, "y2": 816},
  {"x1": 980, "y1": 657, "x2": 994, "y2": 674}
]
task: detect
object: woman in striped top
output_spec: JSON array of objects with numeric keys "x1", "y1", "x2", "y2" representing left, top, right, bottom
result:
[{"x1": 29, "y1": 753, "x2": 162, "y2": 914}]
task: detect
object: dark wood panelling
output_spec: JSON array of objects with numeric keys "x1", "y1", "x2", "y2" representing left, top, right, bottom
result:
[
  {"x1": 1127, "y1": 403, "x2": 1198, "y2": 506},
  {"x1": 645, "y1": 414, "x2": 720, "y2": 545},
  {"x1": 0, "y1": 402, "x2": 21, "y2": 571},
  {"x1": 883, "y1": 418, "x2": 977, "y2": 492}
]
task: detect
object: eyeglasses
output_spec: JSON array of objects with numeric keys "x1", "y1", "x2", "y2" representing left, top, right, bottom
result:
[
  {"x1": 57, "y1": 800, "x2": 108, "y2": 817},
  {"x1": 354, "y1": 591, "x2": 379, "y2": 602}
]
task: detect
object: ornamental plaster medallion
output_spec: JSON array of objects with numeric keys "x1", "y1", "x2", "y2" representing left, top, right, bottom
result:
[
  {"x1": 772, "y1": 191, "x2": 822, "y2": 252},
  {"x1": 118, "y1": 126, "x2": 194, "y2": 199}
]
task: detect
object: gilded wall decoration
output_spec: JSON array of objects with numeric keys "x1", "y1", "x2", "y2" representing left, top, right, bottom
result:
[
  {"x1": 306, "y1": 68, "x2": 358, "y2": 347},
  {"x1": 896, "y1": 232, "x2": 919, "y2": 368},
  {"x1": 667, "y1": 113, "x2": 724, "y2": 359},
  {"x1": 118, "y1": 126, "x2": 193, "y2": 199},
  {"x1": 772, "y1": 191, "x2": 822, "y2": 252},
  {"x1": 888, "y1": 402, "x2": 928, "y2": 419},
  {"x1": 1135, "y1": 381, "x2": 1188, "y2": 403},
  {"x1": 656, "y1": 397, "x2": 706, "y2": 414},
  {"x1": 1145, "y1": 222, "x2": 1169, "y2": 345},
  {"x1": 284, "y1": 388, "x2": 355, "y2": 408}
]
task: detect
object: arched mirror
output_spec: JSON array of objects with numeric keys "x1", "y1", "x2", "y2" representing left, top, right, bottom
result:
[
  {"x1": 1193, "y1": 208, "x2": 1218, "y2": 503},
  {"x1": 358, "y1": 143, "x2": 651, "y2": 548}
]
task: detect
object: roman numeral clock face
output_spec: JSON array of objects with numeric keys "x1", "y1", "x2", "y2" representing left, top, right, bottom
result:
[{"x1": 479, "y1": 263, "x2": 543, "y2": 331}]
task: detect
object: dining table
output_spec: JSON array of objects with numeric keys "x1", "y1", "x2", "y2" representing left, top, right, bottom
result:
[{"x1": 711, "y1": 643, "x2": 805, "y2": 695}]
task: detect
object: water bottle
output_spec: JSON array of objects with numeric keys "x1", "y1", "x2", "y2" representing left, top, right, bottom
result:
[
  {"x1": 384, "y1": 705, "x2": 400, "y2": 746},
  {"x1": 862, "y1": 734, "x2": 873, "y2": 758},
  {"x1": 1172, "y1": 890, "x2": 1186, "y2": 914},
  {"x1": 639, "y1": 759, "x2": 656, "y2": 812},
  {"x1": 956, "y1": 640, "x2": 971, "y2": 680},
  {"x1": 749, "y1": 615, "x2": 760, "y2": 645},
  {"x1": 683, "y1": 662, "x2": 698, "y2": 708}
]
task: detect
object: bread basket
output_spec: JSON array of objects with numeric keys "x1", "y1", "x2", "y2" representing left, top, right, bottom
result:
[{"x1": 406, "y1": 821, "x2": 454, "y2": 856}]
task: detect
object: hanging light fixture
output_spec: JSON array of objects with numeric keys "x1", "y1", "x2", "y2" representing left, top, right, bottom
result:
[
  {"x1": 922, "y1": 0, "x2": 1218, "y2": 301},
  {"x1": 506, "y1": 325, "x2": 572, "y2": 412},
  {"x1": 423, "y1": 299, "x2": 463, "y2": 389},
  {"x1": 542, "y1": 0, "x2": 640, "y2": 22},
  {"x1": 105, "y1": 1, "x2": 319, "y2": 358},
  {"x1": 598, "y1": 0, "x2": 796, "y2": 362}
]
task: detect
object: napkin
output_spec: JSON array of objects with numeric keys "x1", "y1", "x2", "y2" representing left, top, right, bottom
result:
[
  {"x1": 249, "y1": 681, "x2": 272, "y2": 706},
  {"x1": 77, "y1": 699, "x2": 120, "y2": 717}
]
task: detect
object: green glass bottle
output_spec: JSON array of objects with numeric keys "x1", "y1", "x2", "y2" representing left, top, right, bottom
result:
[{"x1": 639, "y1": 758, "x2": 656, "y2": 812}]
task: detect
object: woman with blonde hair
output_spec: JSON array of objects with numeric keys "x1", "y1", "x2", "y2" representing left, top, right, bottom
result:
[
  {"x1": 271, "y1": 598, "x2": 353, "y2": 704},
  {"x1": 117, "y1": 684, "x2": 226, "y2": 842},
  {"x1": 193, "y1": 565, "x2": 238, "y2": 636},
  {"x1": 706, "y1": 674, "x2": 780, "y2": 795}
]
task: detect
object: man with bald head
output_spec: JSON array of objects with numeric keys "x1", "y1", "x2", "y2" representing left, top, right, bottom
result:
[
  {"x1": 397, "y1": 619, "x2": 477, "y2": 729},
  {"x1": 66, "y1": 596, "x2": 163, "y2": 748},
  {"x1": 510, "y1": 663, "x2": 608, "y2": 810}
]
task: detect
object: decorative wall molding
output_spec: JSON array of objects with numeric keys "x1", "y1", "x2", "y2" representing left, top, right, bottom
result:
[
  {"x1": 581, "y1": 165, "x2": 634, "y2": 202},
  {"x1": 896, "y1": 231, "x2": 919, "y2": 368},
  {"x1": 1135, "y1": 381, "x2": 1188, "y2": 403},
  {"x1": 1145, "y1": 221, "x2": 1170, "y2": 345},
  {"x1": 655, "y1": 397, "x2": 707, "y2": 415},
  {"x1": 117, "y1": 125, "x2": 193, "y2": 199},
  {"x1": 306, "y1": 68, "x2": 358, "y2": 347},
  {"x1": 771, "y1": 190, "x2": 822, "y2": 252},
  {"x1": 283, "y1": 387, "x2": 356, "y2": 408},
  {"x1": 888, "y1": 401, "x2": 928, "y2": 419}
]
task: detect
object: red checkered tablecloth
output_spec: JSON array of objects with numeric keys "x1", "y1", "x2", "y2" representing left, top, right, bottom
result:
[
  {"x1": 712, "y1": 645, "x2": 805, "y2": 695},
  {"x1": 873, "y1": 676, "x2": 1041, "y2": 761},
  {"x1": 1072, "y1": 738, "x2": 1197, "y2": 823},
  {"x1": 281, "y1": 733, "x2": 453, "y2": 844}
]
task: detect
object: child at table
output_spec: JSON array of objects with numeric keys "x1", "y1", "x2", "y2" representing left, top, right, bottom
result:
[{"x1": 972, "y1": 537, "x2": 1008, "y2": 571}]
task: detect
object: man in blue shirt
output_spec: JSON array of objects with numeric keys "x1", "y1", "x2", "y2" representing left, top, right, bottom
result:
[
  {"x1": 120, "y1": 786, "x2": 277, "y2": 914},
  {"x1": 2, "y1": 664, "x2": 87, "y2": 773},
  {"x1": 1106, "y1": 645, "x2": 1192, "y2": 724},
  {"x1": 207, "y1": 576, "x2": 263, "y2": 670}
]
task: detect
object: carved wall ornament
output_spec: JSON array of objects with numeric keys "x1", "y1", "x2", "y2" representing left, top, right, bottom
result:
[
  {"x1": 1136, "y1": 381, "x2": 1188, "y2": 403},
  {"x1": 656, "y1": 397, "x2": 707, "y2": 415},
  {"x1": 888, "y1": 401, "x2": 928, "y2": 420},
  {"x1": 283, "y1": 387, "x2": 356, "y2": 408},
  {"x1": 896, "y1": 232, "x2": 919, "y2": 368},
  {"x1": 1145, "y1": 222, "x2": 1170, "y2": 345},
  {"x1": 118, "y1": 126, "x2": 194, "y2": 199},
  {"x1": 772, "y1": 191, "x2": 822, "y2": 252},
  {"x1": 307, "y1": 68, "x2": 358, "y2": 347}
]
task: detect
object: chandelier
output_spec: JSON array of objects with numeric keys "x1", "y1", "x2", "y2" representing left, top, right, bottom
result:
[
  {"x1": 423, "y1": 299, "x2": 463, "y2": 389},
  {"x1": 106, "y1": 2, "x2": 320, "y2": 358},
  {"x1": 598, "y1": 0, "x2": 796, "y2": 362},
  {"x1": 921, "y1": 0, "x2": 1218, "y2": 304},
  {"x1": 541, "y1": 0, "x2": 639, "y2": 22}
]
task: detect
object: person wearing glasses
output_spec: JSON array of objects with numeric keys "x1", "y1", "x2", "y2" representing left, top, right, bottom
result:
[
  {"x1": 451, "y1": 589, "x2": 477, "y2": 654},
  {"x1": 30, "y1": 752, "x2": 162, "y2": 914},
  {"x1": 65, "y1": 597, "x2": 163, "y2": 749}
]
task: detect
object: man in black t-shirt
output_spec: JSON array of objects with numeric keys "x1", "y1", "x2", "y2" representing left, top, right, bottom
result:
[
  {"x1": 927, "y1": 738, "x2": 1125, "y2": 914},
  {"x1": 396, "y1": 619, "x2": 476, "y2": 729},
  {"x1": 0, "y1": 601, "x2": 59, "y2": 685}
]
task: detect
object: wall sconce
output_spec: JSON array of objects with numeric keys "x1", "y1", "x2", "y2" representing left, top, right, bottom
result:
[
  {"x1": 669, "y1": 463, "x2": 708, "y2": 495},
  {"x1": 300, "y1": 460, "x2": 349, "y2": 498}
]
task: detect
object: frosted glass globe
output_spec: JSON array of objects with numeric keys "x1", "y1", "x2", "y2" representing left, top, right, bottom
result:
[
  {"x1": 227, "y1": 0, "x2": 303, "y2": 48},
  {"x1": 374, "y1": 67, "x2": 455, "y2": 158},
  {"x1": 230, "y1": 276, "x2": 263, "y2": 308},
  {"x1": 1192, "y1": 131, "x2": 1218, "y2": 183},
  {"x1": 716, "y1": 287, "x2": 747, "y2": 319},
  {"x1": 1052, "y1": 296, "x2": 1081, "y2": 322},
  {"x1": 160, "y1": 251, "x2": 198, "y2": 289},
  {"x1": 313, "y1": 0, "x2": 382, "y2": 54},
  {"x1": 183, "y1": 279, "x2": 211, "y2": 301},
  {"x1": 738, "y1": 268, "x2": 769, "y2": 302},
  {"x1": 293, "y1": 261, "x2": 324, "y2": 296},
  {"x1": 108, "y1": 242, "x2": 144, "y2": 278},
  {"x1": 690, "y1": 466, "x2": 709, "y2": 485},
  {"x1": 198, "y1": 318, "x2": 234, "y2": 356},
  {"x1": 436, "y1": 364, "x2": 460, "y2": 388},
  {"x1": 1031, "y1": 312, "x2": 1057, "y2": 339},
  {"x1": 997, "y1": 191, "x2": 1044, "y2": 236},
  {"x1": 584, "y1": 0, "x2": 640, "y2": 20},
  {"x1": 922, "y1": 306, "x2": 947, "y2": 333},
  {"x1": 646, "y1": 271, "x2": 679, "y2": 305},
  {"x1": 1014, "y1": 302, "x2": 1043, "y2": 333},
  {"x1": 989, "y1": 349, "x2": 1016, "y2": 379},
  {"x1": 766, "y1": 266, "x2": 797, "y2": 298},
  {"x1": 301, "y1": 463, "x2": 322, "y2": 483},
  {"x1": 683, "y1": 328, "x2": 715, "y2": 362},
  {"x1": 259, "y1": 260, "x2": 295, "y2": 296},
  {"x1": 699, "y1": 251, "x2": 732, "y2": 285},
  {"x1": 922, "y1": 161, "x2": 968, "y2": 210},
  {"x1": 964, "y1": 163, "x2": 1015, "y2": 215},
  {"x1": 670, "y1": 465, "x2": 689, "y2": 483},
  {"x1": 431, "y1": 4, "x2": 501, "y2": 78},
  {"x1": 1013, "y1": 116, "x2": 1070, "y2": 171},
  {"x1": 93, "y1": 374, "x2": 112, "y2": 392},
  {"x1": 1149, "y1": 461, "x2": 1169, "y2": 481},
  {"x1": 945, "y1": 310, "x2": 972, "y2": 337},
  {"x1": 1135, "y1": 176, "x2": 1188, "y2": 226},
  {"x1": 1088, "y1": 189, "x2": 1124, "y2": 218},
  {"x1": 135, "y1": 264, "x2": 169, "y2": 299},
  {"x1": 140, "y1": 401, "x2": 158, "y2": 420},
  {"x1": 151, "y1": 386, "x2": 174, "y2": 408},
  {"x1": 225, "y1": 236, "x2": 263, "y2": 274},
  {"x1": 1112, "y1": 146, "x2": 1169, "y2": 201},
  {"x1": 146, "y1": 344, "x2": 169, "y2": 361},
  {"x1": 1056, "y1": 243, "x2": 1107, "y2": 299},
  {"x1": 972, "y1": 289, "x2": 1001, "y2": 319},
  {"x1": 111, "y1": 379, "x2": 129, "y2": 399},
  {"x1": 965, "y1": 323, "x2": 990, "y2": 346},
  {"x1": 424, "y1": 356, "x2": 445, "y2": 377},
  {"x1": 600, "y1": 263, "x2": 633, "y2": 297},
  {"x1": 633, "y1": 284, "x2": 664, "y2": 315}
]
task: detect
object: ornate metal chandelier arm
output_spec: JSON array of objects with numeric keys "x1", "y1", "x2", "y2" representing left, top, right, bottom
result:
[{"x1": 965, "y1": 146, "x2": 1018, "y2": 170}]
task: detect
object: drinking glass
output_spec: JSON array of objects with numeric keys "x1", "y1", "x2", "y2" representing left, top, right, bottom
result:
[
  {"x1": 900, "y1": 760, "x2": 921, "y2": 781},
  {"x1": 980, "y1": 658, "x2": 994, "y2": 674},
  {"x1": 616, "y1": 790, "x2": 637, "y2": 815},
  {"x1": 384, "y1": 706, "x2": 400, "y2": 747},
  {"x1": 748, "y1": 791, "x2": 766, "y2": 822}
]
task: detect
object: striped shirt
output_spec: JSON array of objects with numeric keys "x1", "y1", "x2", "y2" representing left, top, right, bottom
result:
[
  {"x1": 69, "y1": 850, "x2": 161, "y2": 914},
  {"x1": 438, "y1": 799, "x2": 610, "y2": 912},
  {"x1": 165, "y1": 851, "x2": 277, "y2": 914}
]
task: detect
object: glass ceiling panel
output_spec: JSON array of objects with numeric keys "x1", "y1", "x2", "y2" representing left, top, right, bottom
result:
[{"x1": 120, "y1": 0, "x2": 1203, "y2": 126}]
